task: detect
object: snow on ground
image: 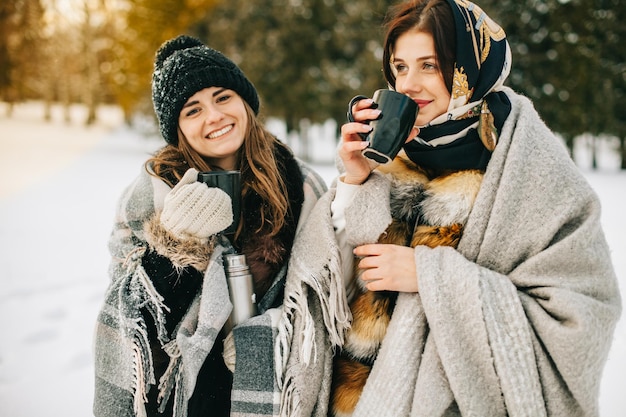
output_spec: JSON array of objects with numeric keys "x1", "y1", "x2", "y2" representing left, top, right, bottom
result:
[{"x1": 0, "y1": 102, "x2": 623, "y2": 416}]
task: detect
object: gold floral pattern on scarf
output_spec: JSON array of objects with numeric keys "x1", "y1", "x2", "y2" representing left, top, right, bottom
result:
[
  {"x1": 452, "y1": 66, "x2": 472, "y2": 101},
  {"x1": 454, "y1": 0, "x2": 506, "y2": 66}
]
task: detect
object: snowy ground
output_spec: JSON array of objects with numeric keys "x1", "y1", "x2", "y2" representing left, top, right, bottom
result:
[{"x1": 0, "y1": 102, "x2": 624, "y2": 416}]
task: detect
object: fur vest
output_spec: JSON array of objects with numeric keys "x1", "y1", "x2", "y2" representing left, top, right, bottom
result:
[{"x1": 330, "y1": 155, "x2": 483, "y2": 416}]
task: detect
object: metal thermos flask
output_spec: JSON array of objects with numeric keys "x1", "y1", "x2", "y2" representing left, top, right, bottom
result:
[{"x1": 223, "y1": 253, "x2": 257, "y2": 331}]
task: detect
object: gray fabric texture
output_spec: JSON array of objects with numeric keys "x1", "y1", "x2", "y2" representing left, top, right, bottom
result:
[
  {"x1": 93, "y1": 160, "x2": 326, "y2": 417},
  {"x1": 275, "y1": 88, "x2": 622, "y2": 417}
]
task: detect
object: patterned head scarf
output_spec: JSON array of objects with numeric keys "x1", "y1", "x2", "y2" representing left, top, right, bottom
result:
[{"x1": 402, "y1": 0, "x2": 512, "y2": 171}]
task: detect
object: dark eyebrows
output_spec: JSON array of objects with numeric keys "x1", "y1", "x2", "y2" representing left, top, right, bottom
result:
[
  {"x1": 182, "y1": 100, "x2": 198, "y2": 109},
  {"x1": 393, "y1": 55, "x2": 437, "y2": 64},
  {"x1": 212, "y1": 88, "x2": 227, "y2": 97}
]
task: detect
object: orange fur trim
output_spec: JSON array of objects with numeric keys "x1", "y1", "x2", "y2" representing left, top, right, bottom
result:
[
  {"x1": 331, "y1": 355, "x2": 372, "y2": 417},
  {"x1": 330, "y1": 158, "x2": 483, "y2": 416},
  {"x1": 411, "y1": 224, "x2": 463, "y2": 248},
  {"x1": 343, "y1": 290, "x2": 397, "y2": 361}
]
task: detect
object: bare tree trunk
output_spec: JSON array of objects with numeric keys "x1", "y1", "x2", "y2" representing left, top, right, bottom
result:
[
  {"x1": 44, "y1": 99, "x2": 52, "y2": 121},
  {"x1": 62, "y1": 76, "x2": 72, "y2": 123},
  {"x1": 82, "y1": 0, "x2": 98, "y2": 126},
  {"x1": 619, "y1": 134, "x2": 626, "y2": 170},
  {"x1": 299, "y1": 118, "x2": 310, "y2": 162},
  {"x1": 5, "y1": 101, "x2": 14, "y2": 117},
  {"x1": 43, "y1": 81, "x2": 54, "y2": 122},
  {"x1": 591, "y1": 135, "x2": 598, "y2": 170}
]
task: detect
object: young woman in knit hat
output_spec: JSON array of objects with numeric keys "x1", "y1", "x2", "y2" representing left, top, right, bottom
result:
[
  {"x1": 93, "y1": 35, "x2": 327, "y2": 417},
  {"x1": 275, "y1": 1, "x2": 621, "y2": 416}
]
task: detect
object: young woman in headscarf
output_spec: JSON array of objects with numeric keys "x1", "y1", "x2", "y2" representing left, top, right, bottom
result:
[{"x1": 274, "y1": 1, "x2": 621, "y2": 416}]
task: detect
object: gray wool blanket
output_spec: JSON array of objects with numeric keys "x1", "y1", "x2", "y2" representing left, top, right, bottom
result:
[
  {"x1": 275, "y1": 88, "x2": 622, "y2": 417},
  {"x1": 93, "y1": 162, "x2": 327, "y2": 417}
]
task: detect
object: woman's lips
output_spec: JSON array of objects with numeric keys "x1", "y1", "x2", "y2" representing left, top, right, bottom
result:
[{"x1": 413, "y1": 99, "x2": 431, "y2": 109}]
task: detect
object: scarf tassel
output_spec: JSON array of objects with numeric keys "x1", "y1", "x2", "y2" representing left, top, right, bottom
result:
[
  {"x1": 120, "y1": 247, "x2": 175, "y2": 416},
  {"x1": 278, "y1": 372, "x2": 302, "y2": 417},
  {"x1": 131, "y1": 334, "x2": 150, "y2": 417},
  {"x1": 157, "y1": 340, "x2": 188, "y2": 416},
  {"x1": 276, "y1": 248, "x2": 351, "y2": 416},
  {"x1": 479, "y1": 100, "x2": 498, "y2": 151}
]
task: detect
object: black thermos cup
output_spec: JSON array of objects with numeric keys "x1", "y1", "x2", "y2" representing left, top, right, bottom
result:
[{"x1": 197, "y1": 170, "x2": 241, "y2": 236}]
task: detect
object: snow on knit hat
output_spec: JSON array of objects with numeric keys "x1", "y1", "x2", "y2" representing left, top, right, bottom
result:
[{"x1": 152, "y1": 35, "x2": 260, "y2": 145}]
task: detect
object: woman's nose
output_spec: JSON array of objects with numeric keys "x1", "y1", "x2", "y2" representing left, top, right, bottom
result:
[
  {"x1": 204, "y1": 107, "x2": 224, "y2": 124},
  {"x1": 397, "y1": 71, "x2": 423, "y2": 95}
]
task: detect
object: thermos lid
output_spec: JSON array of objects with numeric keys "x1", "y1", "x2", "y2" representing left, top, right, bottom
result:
[{"x1": 224, "y1": 253, "x2": 250, "y2": 275}]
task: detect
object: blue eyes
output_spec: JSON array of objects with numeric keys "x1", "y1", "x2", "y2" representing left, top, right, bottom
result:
[
  {"x1": 393, "y1": 62, "x2": 438, "y2": 74},
  {"x1": 395, "y1": 64, "x2": 408, "y2": 73}
]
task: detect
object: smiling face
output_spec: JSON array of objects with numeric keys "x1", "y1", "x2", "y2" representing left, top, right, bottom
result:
[
  {"x1": 178, "y1": 87, "x2": 248, "y2": 170},
  {"x1": 391, "y1": 30, "x2": 451, "y2": 127}
]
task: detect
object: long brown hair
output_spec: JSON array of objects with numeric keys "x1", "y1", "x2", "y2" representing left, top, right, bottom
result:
[
  {"x1": 146, "y1": 101, "x2": 289, "y2": 239},
  {"x1": 382, "y1": 0, "x2": 456, "y2": 92}
]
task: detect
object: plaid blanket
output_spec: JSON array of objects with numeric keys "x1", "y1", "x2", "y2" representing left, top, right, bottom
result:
[{"x1": 94, "y1": 162, "x2": 327, "y2": 417}]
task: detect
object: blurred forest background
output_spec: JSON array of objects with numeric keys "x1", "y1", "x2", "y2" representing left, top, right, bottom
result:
[{"x1": 1, "y1": 0, "x2": 624, "y2": 169}]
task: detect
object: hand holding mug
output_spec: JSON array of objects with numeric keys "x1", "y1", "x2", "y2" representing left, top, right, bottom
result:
[
  {"x1": 339, "y1": 98, "x2": 382, "y2": 185},
  {"x1": 161, "y1": 168, "x2": 234, "y2": 241},
  {"x1": 197, "y1": 170, "x2": 241, "y2": 237},
  {"x1": 348, "y1": 89, "x2": 419, "y2": 164}
]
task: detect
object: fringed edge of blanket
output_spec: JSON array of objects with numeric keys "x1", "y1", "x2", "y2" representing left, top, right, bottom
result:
[
  {"x1": 118, "y1": 246, "x2": 174, "y2": 417},
  {"x1": 157, "y1": 340, "x2": 188, "y2": 417},
  {"x1": 275, "y1": 236, "x2": 351, "y2": 416}
]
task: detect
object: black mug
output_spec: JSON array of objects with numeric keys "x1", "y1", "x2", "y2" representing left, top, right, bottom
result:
[
  {"x1": 197, "y1": 171, "x2": 241, "y2": 236},
  {"x1": 347, "y1": 89, "x2": 418, "y2": 164}
]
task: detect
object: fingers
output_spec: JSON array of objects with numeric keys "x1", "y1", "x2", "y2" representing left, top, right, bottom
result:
[
  {"x1": 338, "y1": 124, "x2": 376, "y2": 185},
  {"x1": 351, "y1": 100, "x2": 381, "y2": 124},
  {"x1": 162, "y1": 181, "x2": 234, "y2": 240},
  {"x1": 353, "y1": 243, "x2": 384, "y2": 257},
  {"x1": 338, "y1": 97, "x2": 384, "y2": 185},
  {"x1": 175, "y1": 168, "x2": 200, "y2": 189},
  {"x1": 340, "y1": 121, "x2": 372, "y2": 140},
  {"x1": 355, "y1": 245, "x2": 386, "y2": 285},
  {"x1": 338, "y1": 132, "x2": 369, "y2": 155},
  {"x1": 356, "y1": 255, "x2": 385, "y2": 284},
  {"x1": 348, "y1": 97, "x2": 372, "y2": 118},
  {"x1": 340, "y1": 98, "x2": 380, "y2": 151},
  {"x1": 354, "y1": 244, "x2": 419, "y2": 293}
]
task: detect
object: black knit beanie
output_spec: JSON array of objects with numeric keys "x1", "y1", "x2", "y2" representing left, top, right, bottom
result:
[{"x1": 152, "y1": 35, "x2": 260, "y2": 145}]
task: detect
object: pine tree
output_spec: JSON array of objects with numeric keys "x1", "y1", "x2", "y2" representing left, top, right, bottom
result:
[
  {"x1": 481, "y1": 0, "x2": 625, "y2": 168},
  {"x1": 195, "y1": 0, "x2": 393, "y2": 134}
]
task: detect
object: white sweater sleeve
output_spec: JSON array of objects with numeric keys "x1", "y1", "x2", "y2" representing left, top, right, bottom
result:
[{"x1": 331, "y1": 176, "x2": 360, "y2": 290}]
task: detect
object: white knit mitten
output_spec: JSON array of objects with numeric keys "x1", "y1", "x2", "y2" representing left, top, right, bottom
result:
[{"x1": 161, "y1": 168, "x2": 233, "y2": 241}]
